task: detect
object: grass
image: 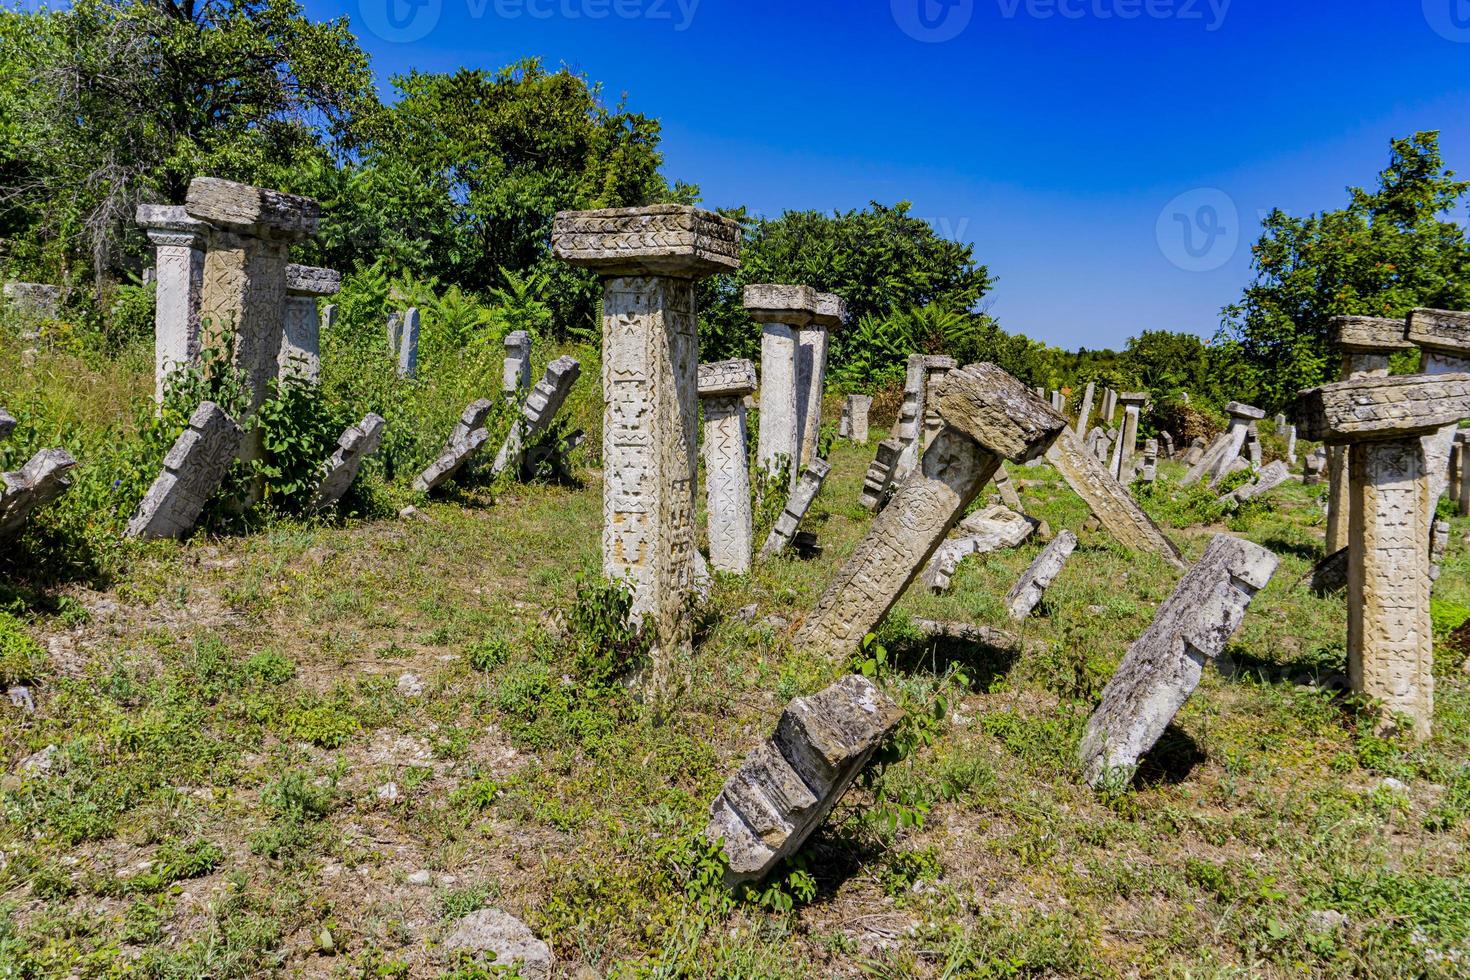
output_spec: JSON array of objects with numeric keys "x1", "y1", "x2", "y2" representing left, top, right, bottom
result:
[{"x1": 2, "y1": 343, "x2": 1469, "y2": 977}]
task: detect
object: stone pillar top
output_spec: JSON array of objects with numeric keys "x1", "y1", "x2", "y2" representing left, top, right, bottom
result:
[
  {"x1": 1333, "y1": 315, "x2": 1415, "y2": 354},
  {"x1": 184, "y1": 177, "x2": 320, "y2": 242},
  {"x1": 922, "y1": 355, "x2": 958, "y2": 371},
  {"x1": 812, "y1": 293, "x2": 848, "y2": 328},
  {"x1": 504, "y1": 330, "x2": 531, "y2": 352},
  {"x1": 1456, "y1": 429, "x2": 1470, "y2": 445},
  {"x1": 1297, "y1": 374, "x2": 1470, "y2": 444},
  {"x1": 285, "y1": 264, "x2": 341, "y2": 297},
  {"x1": 697, "y1": 359, "x2": 758, "y2": 398},
  {"x1": 933, "y1": 363, "x2": 1067, "y2": 463},
  {"x1": 552, "y1": 205, "x2": 740, "y2": 277},
  {"x1": 1407, "y1": 308, "x2": 1470, "y2": 356},
  {"x1": 136, "y1": 204, "x2": 213, "y2": 245},
  {"x1": 743, "y1": 284, "x2": 818, "y2": 325},
  {"x1": 1225, "y1": 401, "x2": 1267, "y2": 421},
  {"x1": 1119, "y1": 391, "x2": 1149, "y2": 407}
]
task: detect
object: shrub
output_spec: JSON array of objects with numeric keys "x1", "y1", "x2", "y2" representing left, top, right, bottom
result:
[{"x1": 0, "y1": 613, "x2": 45, "y2": 685}]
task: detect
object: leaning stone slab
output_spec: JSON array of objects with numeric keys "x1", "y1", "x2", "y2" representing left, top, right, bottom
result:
[
  {"x1": 1079, "y1": 534, "x2": 1279, "y2": 788},
  {"x1": 921, "y1": 505, "x2": 1038, "y2": 594},
  {"x1": 1005, "y1": 530, "x2": 1079, "y2": 621},
  {"x1": 1182, "y1": 402, "x2": 1265, "y2": 488},
  {"x1": 491, "y1": 356, "x2": 582, "y2": 479},
  {"x1": 796, "y1": 364, "x2": 1066, "y2": 657},
  {"x1": 0, "y1": 449, "x2": 77, "y2": 543},
  {"x1": 502, "y1": 331, "x2": 532, "y2": 402},
  {"x1": 1221, "y1": 459, "x2": 1292, "y2": 507},
  {"x1": 761, "y1": 458, "x2": 831, "y2": 559},
  {"x1": 1044, "y1": 428, "x2": 1186, "y2": 570},
  {"x1": 413, "y1": 400, "x2": 496, "y2": 493},
  {"x1": 858, "y1": 438, "x2": 904, "y2": 512},
  {"x1": 705, "y1": 674, "x2": 902, "y2": 886},
  {"x1": 992, "y1": 461, "x2": 1024, "y2": 511},
  {"x1": 310, "y1": 413, "x2": 386, "y2": 512},
  {"x1": 125, "y1": 402, "x2": 244, "y2": 539}
]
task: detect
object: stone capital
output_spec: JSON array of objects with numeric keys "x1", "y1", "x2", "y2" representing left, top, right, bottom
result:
[
  {"x1": 932, "y1": 363, "x2": 1067, "y2": 463},
  {"x1": 812, "y1": 292, "x2": 848, "y2": 328},
  {"x1": 1333, "y1": 315, "x2": 1414, "y2": 354},
  {"x1": 184, "y1": 177, "x2": 319, "y2": 242},
  {"x1": 743, "y1": 284, "x2": 818, "y2": 326},
  {"x1": 285, "y1": 264, "x2": 342, "y2": 297},
  {"x1": 922, "y1": 355, "x2": 958, "y2": 372},
  {"x1": 1225, "y1": 401, "x2": 1266, "y2": 421},
  {"x1": 697, "y1": 359, "x2": 758, "y2": 399},
  {"x1": 1119, "y1": 392, "x2": 1148, "y2": 408},
  {"x1": 1407, "y1": 308, "x2": 1470, "y2": 357},
  {"x1": 137, "y1": 204, "x2": 212, "y2": 248},
  {"x1": 1296, "y1": 374, "x2": 1470, "y2": 444},
  {"x1": 552, "y1": 205, "x2": 740, "y2": 278}
]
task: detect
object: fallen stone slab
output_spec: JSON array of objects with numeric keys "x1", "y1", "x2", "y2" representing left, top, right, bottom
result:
[
  {"x1": 911, "y1": 618, "x2": 1046, "y2": 655},
  {"x1": 0, "y1": 449, "x2": 77, "y2": 543},
  {"x1": 705, "y1": 674, "x2": 902, "y2": 886},
  {"x1": 858, "y1": 438, "x2": 904, "y2": 512},
  {"x1": 921, "y1": 505, "x2": 1039, "y2": 594},
  {"x1": 441, "y1": 908, "x2": 552, "y2": 980},
  {"x1": 413, "y1": 400, "x2": 496, "y2": 493},
  {"x1": 491, "y1": 356, "x2": 581, "y2": 479},
  {"x1": 992, "y1": 462, "x2": 1024, "y2": 511},
  {"x1": 1221, "y1": 459, "x2": 1292, "y2": 507},
  {"x1": 1005, "y1": 530, "x2": 1079, "y2": 621},
  {"x1": 760, "y1": 458, "x2": 831, "y2": 559},
  {"x1": 1079, "y1": 534, "x2": 1279, "y2": 788},
  {"x1": 126, "y1": 402, "x2": 243, "y2": 540},
  {"x1": 310, "y1": 413, "x2": 386, "y2": 512}
]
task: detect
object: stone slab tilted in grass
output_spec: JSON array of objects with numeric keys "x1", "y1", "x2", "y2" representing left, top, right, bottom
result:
[
  {"x1": 992, "y1": 461, "x2": 1024, "y2": 510},
  {"x1": 1005, "y1": 529, "x2": 1079, "y2": 621},
  {"x1": 1079, "y1": 534, "x2": 1279, "y2": 788},
  {"x1": 705, "y1": 674, "x2": 902, "y2": 886},
  {"x1": 0, "y1": 449, "x2": 77, "y2": 543},
  {"x1": 760, "y1": 458, "x2": 831, "y2": 559},
  {"x1": 1220, "y1": 459, "x2": 1291, "y2": 508},
  {"x1": 921, "y1": 505, "x2": 1039, "y2": 594},
  {"x1": 126, "y1": 402, "x2": 243, "y2": 540},
  {"x1": 858, "y1": 437, "x2": 904, "y2": 512},
  {"x1": 413, "y1": 399, "x2": 496, "y2": 493},
  {"x1": 310, "y1": 413, "x2": 386, "y2": 513},
  {"x1": 490, "y1": 356, "x2": 582, "y2": 479},
  {"x1": 1180, "y1": 401, "x2": 1266, "y2": 488}
]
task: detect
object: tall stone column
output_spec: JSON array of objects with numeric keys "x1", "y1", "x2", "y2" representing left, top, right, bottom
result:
[
  {"x1": 279, "y1": 265, "x2": 340, "y2": 383},
  {"x1": 1325, "y1": 316, "x2": 1415, "y2": 553},
  {"x1": 892, "y1": 354, "x2": 929, "y2": 479},
  {"x1": 502, "y1": 331, "x2": 533, "y2": 403},
  {"x1": 553, "y1": 205, "x2": 740, "y2": 673},
  {"x1": 184, "y1": 177, "x2": 319, "y2": 470},
  {"x1": 794, "y1": 363, "x2": 1066, "y2": 659},
  {"x1": 136, "y1": 205, "x2": 211, "y2": 403},
  {"x1": 1110, "y1": 392, "x2": 1146, "y2": 480},
  {"x1": 1407, "y1": 308, "x2": 1470, "y2": 508},
  {"x1": 748, "y1": 285, "x2": 816, "y2": 482},
  {"x1": 1076, "y1": 381, "x2": 1096, "y2": 432},
  {"x1": 1102, "y1": 389, "x2": 1117, "y2": 425},
  {"x1": 1297, "y1": 373, "x2": 1470, "y2": 740},
  {"x1": 922, "y1": 356, "x2": 957, "y2": 450},
  {"x1": 795, "y1": 293, "x2": 845, "y2": 469},
  {"x1": 697, "y1": 359, "x2": 758, "y2": 575}
]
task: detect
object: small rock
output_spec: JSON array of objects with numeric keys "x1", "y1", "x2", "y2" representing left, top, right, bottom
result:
[
  {"x1": 735, "y1": 604, "x2": 759, "y2": 624},
  {"x1": 761, "y1": 615, "x2": 790, "y2": 632},
  {"x1": 442, "y1": 909, "x2": 552, "y2": 980},
  {"x1": 6, "y1": 686, "x2": 34, "y2": 713},
  {"x1": 377, "y1": 782, "x2": 400, "y2": 803},
  {"x1": 1306, "y1": 910, "x2": 1349, "y2": 933},
  {"x1": 20, "y1": 744, "x2": 57, "y2": 774},
  {"x1": 1087, "y1": 605, "x2": 1106, "y2": 616},
  {"x1": 399, "y1": 506, "x2": 427, "y2": 522},
  {"x1": 407, "y1": 870, "x2": 432, "y2": 886},
  {"x1": 396, "y1": 673, "x2": 424, "y2": 698},
  {"x1": 1378, "y1": 777, "x2": 1409, "y2": 795}
]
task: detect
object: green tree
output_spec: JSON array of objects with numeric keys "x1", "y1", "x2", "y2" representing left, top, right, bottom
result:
[{"x1": 1219, "y1": 132, "x2": 1470, "y2": 411}]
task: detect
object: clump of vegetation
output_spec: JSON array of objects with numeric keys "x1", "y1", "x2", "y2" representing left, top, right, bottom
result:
[{"x1": 0, "y1": 612, "x2": 46, "y2": 685}]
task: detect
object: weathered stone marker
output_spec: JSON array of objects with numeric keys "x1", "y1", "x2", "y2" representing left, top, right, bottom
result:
[
  {"x1": 1222, "y1": 459, "x2": 1291, "y2": 508},
  {"x1": 1407, "y1": 309, "x2": 1470, "y2": 509},
  {"x1": 921, "y1": 356, "x2": 958, "y2": 450},
  {"x1": 126, "y1": 402, "x2": 244, "y2": 539},
  {"x1": 1159, "y1": 430, "x2": 1175, "y2": 460},
  {"x1": 796, "y1": 364, "x2": 1066, "y2": 657},
  {"x1": 1304, "y1": 447, "x2": 1326, "y2": 485},
  {"x1": 554, "y1": 205, "x2": 740, "y2": 673},
  {"x1": 0, "y1": 409, "x2": 15, "y2": 440},
  {"x1": 1460, "y1": 432, "x2": 1470, "y2": 517},
  {"x1": 1181, "y1": 401, "x2": 1266, "y2": 487},
  {"x1": 761, "y1": 459, "x2": 831, "y2": 559},
  {"x1": 1044, "y1": 428, "x2": 1186, "y2": 570},
  {"x1": 840, "y1": 394, "x2": 873, "y2": 444},
  {"x1": 1079, "y1": 534, "x2": 1279, "y2": 788},
  {"x1": 502, "y1": 331, "x2": 532, "y2": 403},
  {"x1": 1325, "y1": 316, "x2": 1416, "y2": 552},
  {"x1": 858, "y1": 438, "x2": 904, "y2": 512},
  {"x1": 1184, "y1": 436, "x2": 1206, "y2": 466},
  {"x1": 1102, "y1": 388, "x2": 1117, "y2": 425},
  {"x1": 0, "y1": 449, "x2": 76, "y2": 543},
  {"x1": 1244, "y1": 424, "x2": 1263, "y2": 468},
  {"x1": 279, "y1": 264, "x2": 340, "y2": 383},
  {"x1": 396, "y1": 308, "x2": 421, "y2": 379},
  {"x1": 705, "y1": 674, "x2": 902, "y2": 886},
  {"x1": 310, "y1": 413, "x2": 386, "y2": 512},
  {"x1": 1140, "y1": 438, "x2": 1159, "y2": 484},
  {"x1": 1076, "y1": 381, "x2": 1096, "y2": 432},
  {"x1": 993, "y1": 461, "x2": 1024, "y2": 511},
  {"x1": 414, "y1": 400, "x2": 496, "y2": 493},
  {"x1": 1006, "y1": 530, "x2": 1078, "y2": 621},
  {"x1": 1297, "y1": 373, "x2": 1470, "y2": 740},
  {"x1": 748, "y1": 284, "x2": 815, "y2": 481},
  {"x1": 137, "y1": 205, "x2": 211, "y2": 403},
  {"x1": 892, "y1": 355, "x2": 928, "y2": 479},
  {"x1": 491, "y1": 356, "x2": 582, "y2": 479},
  {"x1": 2, "y1": 282, "x2": 61, "y2": 318},
  {"x1": 922, "y1": 505, "x2": 1038, "y2": 593},
  {"x1": 796, "y1": 294, "x2": 844, "y2": 469},
  {"x1": 698, "y1": 359, "x2": 758, "y2": 575}
]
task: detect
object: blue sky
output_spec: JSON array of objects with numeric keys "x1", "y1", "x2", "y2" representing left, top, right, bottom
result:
[{"x1": 304, "y1": 0, "x2": 1470, "y2": 351}]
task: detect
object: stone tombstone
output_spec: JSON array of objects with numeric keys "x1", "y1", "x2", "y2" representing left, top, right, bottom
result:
[
  {"x1": 397, "y1": 308, "x2": 421, "y2": 379},
  {"x1": 922, "y1": 505, "x2": 1038, "y2": 594},
  {"x1": 1050, "y1": 390, "x2": 1064, "y2": 412},
  {"x1": 992, "y1": 460, "x2": 1024, "y2": 511},
  {"x1": 321, "y1": 304, "x2": 336, "y2": 334},
  {"x1": 698, "y1": 359, "x2": 758, "y2": 575},
  {"x1": 1005, "y1": 529, "x2": 1078, "y2": 621},
  {"x1": 795, "y1": 364, "x2": 1066, "y2": 658},
  {"x1": 1, "y1": 283, "x2": 61, "y2": 318},
  {"x1": 1285, "y1": 424, "x2": 1298, "y2": 465},
  {"x1": 1110, "y1": 392, "x2": 1147, "y2": 480},
  {"x1": 1244, "y1": 423, "x2": 1263, "y2": 468},
  {"x1": 1045, "y1": 428, "x2": 1186, "y2": 569},
  {"x1": 891, "y1": 354, "x2": 929, "y2": 479},
  {"x1": 387, "y1": 313, "x2": 402, "y2": 357},
  {"x1": 1141, "y1": 438, "x2": 1159, "y2": 484},
  {"x1": 1297, "y1": 373, "x2": 1470, "y2": 740},
  {"x1": 0, "y1": 449, "x2": 77, "y2": 543},
  {"x1": 310, "y1": 413, "x2": 386, "y2": 512},
  {"x1": 1159, "y1": 430, "x2": 1175, "y2": 461},
  {"x1": 1094, "y1": 429, "x2": 1113, "y2": 464},
  {"x1": 795, "y1": 293, "x2": 845, "y2": 469},
  {"x1": 137, "y1": 204, "x2": 211, "y2": 403},
  {"x1": 1184, "y1": 436, "x2": 1207, "y2": 467},
  {"x1": 1325, "y1": 316, "x2": 1417, "y2": 552},
  {"x1": 841, "y1": 394, "x2": 873, "y2": 444},
  {"x1": 279, "y1": 264, "x2": 340, "y2": 383},
  {"x1": 761, "y1": 458, "x2": 831, "y2": 559},
  {"x1": 491, "y1": 356, "x2": 582, "y2": 479},
  {"x1": 1222, "y1": 459, "x2": 1291, "y2": 508},
  {"x1": 554, "y1": 205, "x2": 740, "y2": 674},
  {"x1": 502, "y1": 330, "x2": 533, "y2": 403},
  {"x1": 184, "y1": 177, "x2": 318, "y2": 474},
  {"x1": 1407, "y1": 309, "x2": 1470, "y2": 509},
  {"x1": 1102, "y1": 388, "x2": 1118, "y2": 425},
  {"x1": 1303, "y1": 447, "x2": 1327, "y2": 485},
  {"x1": 921, "y1": 356, "x2": 958, "y2": 450},
  {"x1": 414, "y1": 399, "x2": 496, "y2": 493},
  {"x1": 0, "y1": 409, "x2": 16, "y2": 441},
  {"x1": 1180, "y1": 401, "x2": 1266, "y2": 488},
  {"x1": 706, "y1": 675, "x2": 902, "y2": 886},
  {"x1": 747, "y1": 284, "x2": 816, "y2": 482},
  {"x1": 1079, "y1": 534, "x2": 1279, "y2": 788},
  {"x1": 858, "y1": 438, "x2": 904, "y2": 512},
  {"x1": 1076, "y1": 381, "x2": 1096, "y2": 432},
  {"x1": 126, "y1": 402, "x2": 244, "y2": 539}
]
